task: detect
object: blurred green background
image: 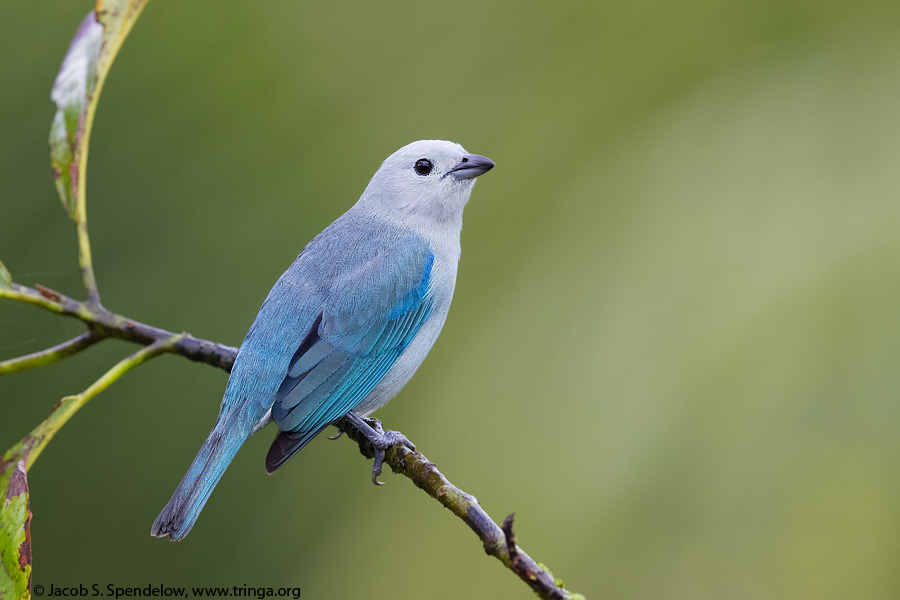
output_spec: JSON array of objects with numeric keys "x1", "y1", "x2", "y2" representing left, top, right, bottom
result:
[{"x1": 3, "y1": 0, "x2": 900, "y2": 598}]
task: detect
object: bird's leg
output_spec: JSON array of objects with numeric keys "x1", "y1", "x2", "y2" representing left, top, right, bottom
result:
[{"x1": 343, "y1": 411, "x2": 415, "y2": 485}]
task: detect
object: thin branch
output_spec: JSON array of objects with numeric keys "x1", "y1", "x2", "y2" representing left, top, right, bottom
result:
[
  {"x1": 336, "y1": 418, "x2": 585, "y2": 600},
  {"x1": 0, "y1": 282, "x2": 236, "y2": 373},
  {"x1": 502, "y1": 514, "x2": 579, "y2": 599},
  {"x1": 0, "y1": 283, "x2": 82, "y2": 315},
  {"x1": 0, "y1": 331, "x2": 100, "y2": 374},
  {"x1": 5, "y1": 334, "x2": 183, "y2": 472},
  {"x1": 76, "y1": 218, "x2": 101, "y2": 306}
]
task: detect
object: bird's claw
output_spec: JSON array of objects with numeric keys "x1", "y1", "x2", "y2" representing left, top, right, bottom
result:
[
  {"x1": 327, "y1": 428, "x2": 343, "y2": 441},
  {"x1": 344, "y1": 413, "x2": 415, "y2": 485},
  {"x1": 368, "y1": 425, "x2": 415, "y2": 485},
  {"x1": 372, "y1": 453, "x2": 386, "y2": 486}
]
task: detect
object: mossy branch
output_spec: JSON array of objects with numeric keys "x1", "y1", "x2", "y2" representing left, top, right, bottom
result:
[{"x1": 337, "y1": 419, "x2": 586, "y2": 600}]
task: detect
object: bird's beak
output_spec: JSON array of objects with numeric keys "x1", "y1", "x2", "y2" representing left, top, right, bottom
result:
[{"x1": 446, "y1": 154, "x2": 495, "y2": 180}]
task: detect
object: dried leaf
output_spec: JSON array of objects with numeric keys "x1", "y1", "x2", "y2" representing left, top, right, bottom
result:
[{"x1": 49, "y1": 0, "x2": 148, "y2": 220}]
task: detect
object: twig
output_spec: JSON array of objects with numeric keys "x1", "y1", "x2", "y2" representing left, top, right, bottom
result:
[
  {"x1": 337, "y1": 418, "x2": 585, "y2": 600},
  {"x1": 5, "y1": 334, "x2": 183, "y2": 471},
  {"x1": 0, "y1": 282, "x2": 236, "y2": 373},
  {"x1": 76, "y1": 218, "x2": 101, "y2": 306},
  {"x1": 502, "y1": 514, "x2": 579, "y2": 599},
  {"x1": 0, "y1": 331, "x2": 100, "y2": 374}
]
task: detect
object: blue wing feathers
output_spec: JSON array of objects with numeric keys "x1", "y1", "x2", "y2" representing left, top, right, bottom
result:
[
  {"x1": 287, "y1": 312, "x2": 324, "y2": 377},
  {"x1": 287, "y1": 339, "x2": 334, "y2": 379},
  {"x1": 276, "y1": 349, "x2": 350, "y2": 414},
  {"x1": 271, "y1": 286, "x2": 433, "y2": 437},
  {"x1": 264, "y1": 240, "x2": 435, "y2": 470},
  {"x1": 280, "y1": 300, "x2": 434, "y2": 441},
  {"x1": 389, "y1": 252, "x2": 434, "y2": 319}
]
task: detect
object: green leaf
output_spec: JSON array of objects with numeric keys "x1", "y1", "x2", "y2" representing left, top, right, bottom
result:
[
  {"x1": 0, "y1": 400, "x2": 74, "y2": 599},
  {"x1": 0, "y1": 259, "x2": 10, "y2": 290},
  {"x1": 0, "y1": 456, "x2": 32, "y2": 600},
  {"x1": 49, "y1": 0, "x2": 148, "y2": 221}
]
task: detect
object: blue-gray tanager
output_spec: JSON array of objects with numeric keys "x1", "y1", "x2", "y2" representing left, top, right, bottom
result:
[{"x1": 151, "y1": 140, "x2": 494, "y2": 541}]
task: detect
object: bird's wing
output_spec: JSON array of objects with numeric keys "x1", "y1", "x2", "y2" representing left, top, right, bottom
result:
[{"x1": 266, "y1": 241, "x2": 435, "y2": 468}]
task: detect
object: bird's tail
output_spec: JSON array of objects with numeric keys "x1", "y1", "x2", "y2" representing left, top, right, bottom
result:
[{"x1": 151, "y1": 416, "x2": 250, "y2": 541}]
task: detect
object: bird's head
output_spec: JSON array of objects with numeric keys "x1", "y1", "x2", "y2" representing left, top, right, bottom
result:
[{"x1": 359, "y1": 140, "x2": 494, "y2": 229}]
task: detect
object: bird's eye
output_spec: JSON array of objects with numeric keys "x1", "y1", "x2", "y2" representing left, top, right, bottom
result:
[{"x1": 414, "y1": 158, "x2": 434, "y2": 176}]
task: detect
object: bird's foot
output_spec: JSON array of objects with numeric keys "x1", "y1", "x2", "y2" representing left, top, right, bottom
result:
[
  {"x1": 327, "y1": 428, "x2": 344, "y2": 441},
  {"x1": 343, "y1": 412, "x2": 415, "y2": 485},
  {"x1": 364, "y1": 417, "x2": 416, "y2": 486}
]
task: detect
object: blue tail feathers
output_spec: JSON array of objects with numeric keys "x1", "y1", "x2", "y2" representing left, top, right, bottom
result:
[{"x1": 151, "y1": 418, "x2": 250, "y2": 541}]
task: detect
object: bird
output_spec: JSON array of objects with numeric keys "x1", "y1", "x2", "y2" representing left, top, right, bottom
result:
[{"x1": 151, "y1": 139, "x2": 494, "y2": 541}]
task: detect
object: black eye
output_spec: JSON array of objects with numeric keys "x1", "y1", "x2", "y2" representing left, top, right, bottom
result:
[{"x1": 414, "y1": 158, "x2": 434, "y2": 176}]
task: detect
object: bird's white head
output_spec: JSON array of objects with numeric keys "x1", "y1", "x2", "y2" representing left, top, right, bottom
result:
[{"x1": 359, "y1": 140, "x2": 494, "y2": 229}]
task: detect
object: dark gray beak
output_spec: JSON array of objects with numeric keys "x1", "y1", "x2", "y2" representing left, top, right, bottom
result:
[{"x1": 446, "y1": 153, "x2": 495, "y2": 180}]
